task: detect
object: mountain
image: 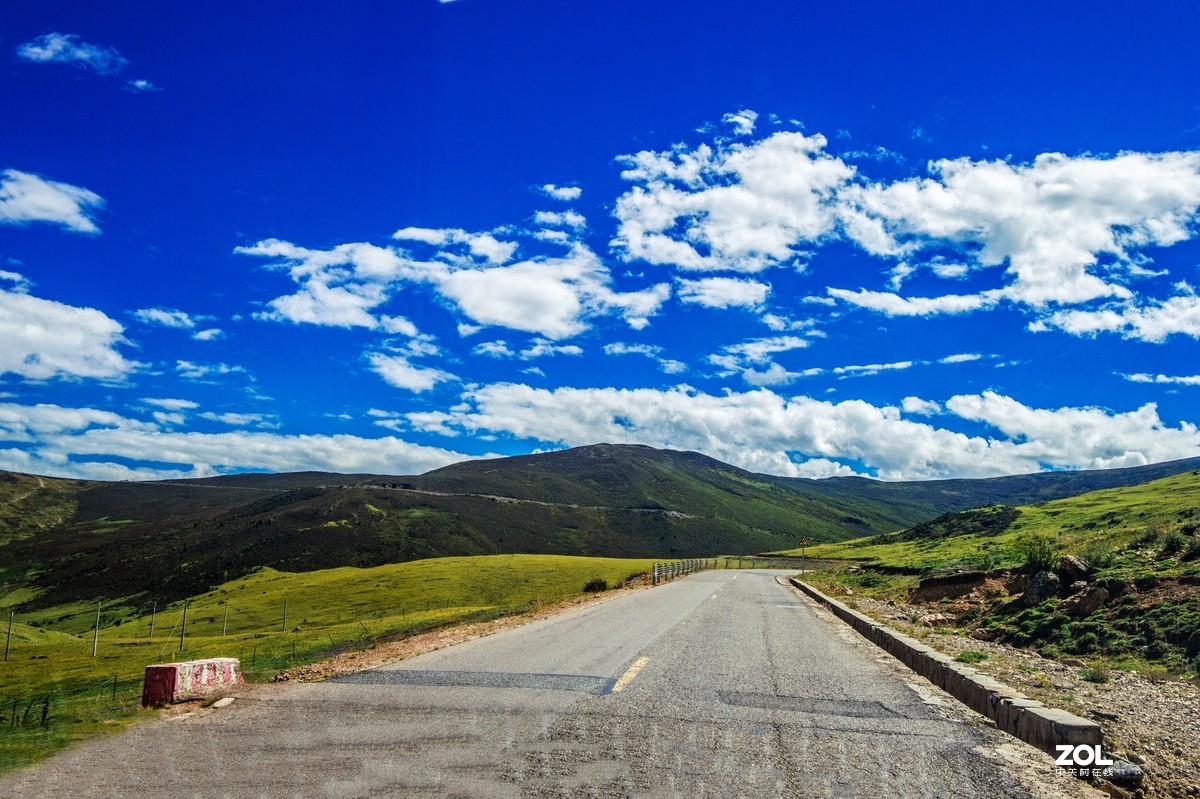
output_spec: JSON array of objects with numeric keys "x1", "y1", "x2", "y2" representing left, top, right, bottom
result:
[{"x1": 3, "y1": 444, "x2": 1200, "y2": 611}]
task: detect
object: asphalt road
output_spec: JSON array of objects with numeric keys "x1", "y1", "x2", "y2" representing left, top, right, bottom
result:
[{"x1": 0, "y1": 570, "x2": 1100, "y2": 798}]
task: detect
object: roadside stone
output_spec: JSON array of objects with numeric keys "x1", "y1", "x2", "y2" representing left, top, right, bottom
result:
[
  {"x1": 970, "y1": 628, "x2": 998, "y2": 641},
  {"x1": 1058, "y1": 554, "x2": 1091, "y2": 584},
  {"x1": 1023, "y1": 570, "x2": 1061, "y2": 606},
  {"x1": 1063, "y1": 585, "x2": 1110, "y2": 617}
]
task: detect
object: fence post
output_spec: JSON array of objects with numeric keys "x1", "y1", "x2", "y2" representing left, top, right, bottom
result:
[
  {"x1": 282, "y1": 598, "x2": 288, "y2": 632},
  {"x1": 149, "y1": 601, "x2": 156, "y2": 640},
  {"x1": 222, "y1": 602, "x2": 229, "y2": 636},
  {"x1": 4, "y1": 609, "x2": 12, "y2": 662},
  {"x1": 92, "y1": 600, "x2": 101, "y2": 657},
  {"x1": 179, "y1": 598, "x2": 189, "y2": 652}
]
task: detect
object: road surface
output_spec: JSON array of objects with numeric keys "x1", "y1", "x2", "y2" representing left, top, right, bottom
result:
[{"x1": 0, "y1": 570, "x2": 1098, "y2": 798}]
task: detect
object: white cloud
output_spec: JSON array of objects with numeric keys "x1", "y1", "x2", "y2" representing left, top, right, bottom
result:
[
  {"x1": 0, "y1": 169, "x2": 105, "y2": 234},
  {"x1": 412, "y1": 384, "x2": 1200, "y2": 480},
  {"x1": 199, "y1": 411, "x2": 275, "y2": 428},
  {"x1": 613, "y1": 130, "x2": 855, "y2": 272},
  {"x1": 839, "y1": 151, "x2": 1200, "y2": 307},
  {"x1": 677, "y1": 277, "x2": 770, "y2": 308},
  {"x1": 192, "y1": 328, "x2": 224, "y2": 341},
  {"x1": 1034, "y1": 287, "x2": 1200, "y2": 342},
  {"x1": 244, "y1": 233, "x2": 669, "y2": 341},
  {"x1": 940, "y1": 353, "x2": 982, "y2": 364},
  {"x1": 125, "y1": 78, "x2": 160, "y2": 92},
  {"x1": 742, "y1": 363, "x2": 800, "y2": 386},
  {"x1": 0, "y1": 285, "x2": 137, "y2": 380},
  {"x1": 538, "y1": 184, "x2": 583, "y2": 202},
  {"x1": 533, "y1": 210, "x2": 587, "y2": 229},
  {"x1": 604, "y1": 342, "x2": 688, "y2": 374},
  {"x1": 367, "y1": 352, "x2": 457, "y2": 393},
  {"x1": 16, "y1": 33, "x2": 128, "y2": 75},
  {"x1": 0, "y1": 402, "x2": 484, "y2": 480},
  {"x1": 435, "y1": 244, "x2": 670, "y2": 339},
  {"x1": 1121, "y1": 373, "x2": 1200, "y2": 386},
  {"x1": 142, "y1": 398, "x2": 199, "y2": 412},
  {"x1": 828, "y1": 287, "x2": 1005, "y2": 317},
  {"x1": 134, "y1": 307, "x2": 195, "y2": 329},
  {"x1": 832, "y1": 360, "x2": 914, "y2": 377},
  {"x1": 175, "y1": 360, "x2": 247, "y2": 380},
  {"x1": 473, "y1": 340, "x2": 516, "y2": 358},
  {"x1": 722, "y1": 109, "x2": 759, "y2": 136},
  {"x1": 902, "y1": 397, "x2": 942, "y2": 416}
]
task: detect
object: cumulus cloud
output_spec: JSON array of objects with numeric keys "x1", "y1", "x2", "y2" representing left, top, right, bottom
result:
[
  {"x1": 677, "y1": 277, "x2": 770, "y2": 308},
  {"x1": 175, "y1": 360, "x2": 247, "y2": 380},
  {"x1": 1121, "y1": 373, "x2": 1200, "y2": 386},
  {"x1": 0, "y1": 402, "x2": 482, "y2": 480},
  {"x1": 722, "y1": 109, "x2": 759, "y2": 136},
  {"x1": 0, "y1": 283, "x2": 137, "y2": 380},
  {"x1": 828, "y1": 287, "x2": 1005, "y2": 317},
  {"x1": 613, "y1": 131, "x2": 854, "y2": 272},
  {"x1": 409, "y1": 384, "x2": 1200, "y2": 480},
  {"x1": 839, "y1": 151, "x2": 1200, "y2": 307},
  {"x1": 134, "y1": 307, "x2": 196, "y2": 329},
  {"x1": 473, "y1": 338, "x2": 582, "y2": 360},
  {"x1": 604, "y1": 342, "x2": 688, "y2": 374},
  {"x1": 367, "y1": 352, "x2": 457, "y2": 393},
  {"x1": 16, "y1": 33, "x2": 128, "y2": 75},
  {"x1": 1033, "y1": 287, "x2": 1200, "y2": 342},
  {"x1": 0, "y1": 169, "x2": 105, "y2": 233},
  {"x1": 242, "y1": 232, "x2": 669, "y2": 341},
  {"x1": 142, "y1": 398, "x2": 199, "y2": 412},
  {"x1": 538, "y1": 184, "x2": 583, "y2": 202},
  {"x1": 124, "y1": 78, "x2": 160, "y2": 92}
]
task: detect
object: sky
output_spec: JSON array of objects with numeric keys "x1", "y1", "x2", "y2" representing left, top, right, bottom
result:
[{"x1": 4, "y1": 1, "x2": 1200, "y2": 483}]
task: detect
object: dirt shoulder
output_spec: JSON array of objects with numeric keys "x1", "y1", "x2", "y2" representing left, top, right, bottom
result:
[{"x1": 846, "y1": 594, "x2": 1200, "y2": 799}]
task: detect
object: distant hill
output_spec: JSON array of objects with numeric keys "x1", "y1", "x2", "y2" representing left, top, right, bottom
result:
[{"x1": 2, "y1": 444, "x2": 1200, "y2": 610}]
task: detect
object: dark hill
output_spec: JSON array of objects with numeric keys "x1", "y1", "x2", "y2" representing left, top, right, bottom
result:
[{"x1": 3, "y1": 444, "x2": 1200, "y2": 610}]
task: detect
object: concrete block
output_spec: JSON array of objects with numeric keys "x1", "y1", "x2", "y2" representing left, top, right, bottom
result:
[{"x1": 142, "y1": 657, "x2": 243, "y2": 707}]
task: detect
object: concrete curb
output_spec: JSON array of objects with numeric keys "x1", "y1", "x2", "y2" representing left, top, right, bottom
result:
[{"x1": 788, "y1": 577, "x2": 1101, "y2": 757}]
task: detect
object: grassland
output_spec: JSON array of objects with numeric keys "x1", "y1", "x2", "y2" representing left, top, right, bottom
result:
[
  {"x1": 0, "y1": 554, "x2": 660, "y2": 774},
  {"x1": 787, "y1": 470, "x2": 1200, "y2": 680},
  {"x1": 784, "y1": 468, "x2": 1200, "y2": 578}
]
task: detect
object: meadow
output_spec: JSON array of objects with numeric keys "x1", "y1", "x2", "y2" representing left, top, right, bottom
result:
[{"x1": 0, "y1": 554, "x2": 660, "y2": 773}]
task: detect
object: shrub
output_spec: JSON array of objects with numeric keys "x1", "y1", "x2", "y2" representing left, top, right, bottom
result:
[
  {"x1": 955, "y1": 650, "x2": 988, "y2": 664},
  {"x1": 582, "y1": 578, "x2": 608, "y2": 593},
  {"x1": 1183, "y1": 539, "x2": 1200, "y2": 562},
  {"x1": 1079, "y1": 542, "x2": 1116, "y2": 570},
  {"x1": 1019, "y1": 535, "x2": 1058, "y2": 573},
  {"x1": 1160, "y1": 530, "x2": 1187, "y2": 557},
  {"x1": 1080, "y1": 665, "x2": 1110, "y2": 684}
]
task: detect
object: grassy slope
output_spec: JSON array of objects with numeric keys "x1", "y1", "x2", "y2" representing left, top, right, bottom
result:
[
  {"x1": 796, "y1": 469, "x2": 1200, "y2": 679},
  {"x1": 0, "y1": 554, "x2": 660, "y2": 773},
  {"x1": 792, "y1": 467, "x2": 1200, "y2": 574}
]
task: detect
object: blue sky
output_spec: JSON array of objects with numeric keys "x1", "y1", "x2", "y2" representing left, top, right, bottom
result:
[{"x1": 4, "y1": 1, "x2": 1200, "y2": 481}]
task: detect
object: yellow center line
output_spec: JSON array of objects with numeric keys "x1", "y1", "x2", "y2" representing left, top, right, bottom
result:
[{"x1": 610, "y1": 656, "x2": 649, "y2": 693}]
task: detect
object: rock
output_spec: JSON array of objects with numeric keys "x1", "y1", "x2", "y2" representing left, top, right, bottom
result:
[
  {"x1": 1064, "y1": 579, "x2": 1089, "y2": 596},
  {"x1": 1131, "y1": 754, "x2": 1148, "y2": 765},
  {"x1": 919, "y1": 612, "x2": 955, "y2": 627},
  {"x1": 1058, "y1": 554, "x2": 1091, "y2": 583},
  {"x1": 1023, "y1": 570, "x2": 1060, "y2": 606},
  {"x1": 1062, "y1": 657, "x2": 1086, "y2": 667},
  {"x1": 970, "y1": 628, "x2": 998, "y2": 641},
  {"x1": 1063, "y1": 585, "x2": 1109, "y2": 616}
]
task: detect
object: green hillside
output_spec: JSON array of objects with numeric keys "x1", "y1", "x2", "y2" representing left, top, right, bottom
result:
[{"x1": 3, "y1": 443, "x2": 1200, "y2": 616}]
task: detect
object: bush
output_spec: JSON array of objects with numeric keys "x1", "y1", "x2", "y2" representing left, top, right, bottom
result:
[
  {"x1": 1161, "y1": 530, "x2": 1187, "y2": 557},
  {"x1": 1183, "y1": 538, "x2": 1200, "y2": 562},
  {"x1": 582, "y1": 578, "x2": 608, "y2": 593},
  {"x1": 1079, "y1": 542, "x2": 1116, "y2": 570},
  {"x1": 1019, "y1": 535, "x2": 1058, "y2": 573},
  {"x1": 955, "y1": 650, "x2": 988, "y2": 664},
  {"x1": 1080, "y1": 665, "x2": 1110, "y2": 684}
]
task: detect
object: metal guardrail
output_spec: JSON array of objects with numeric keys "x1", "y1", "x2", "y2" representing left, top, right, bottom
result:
[{"x1": 651, "y1": 556, "x2": 823, "y2": 585}]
